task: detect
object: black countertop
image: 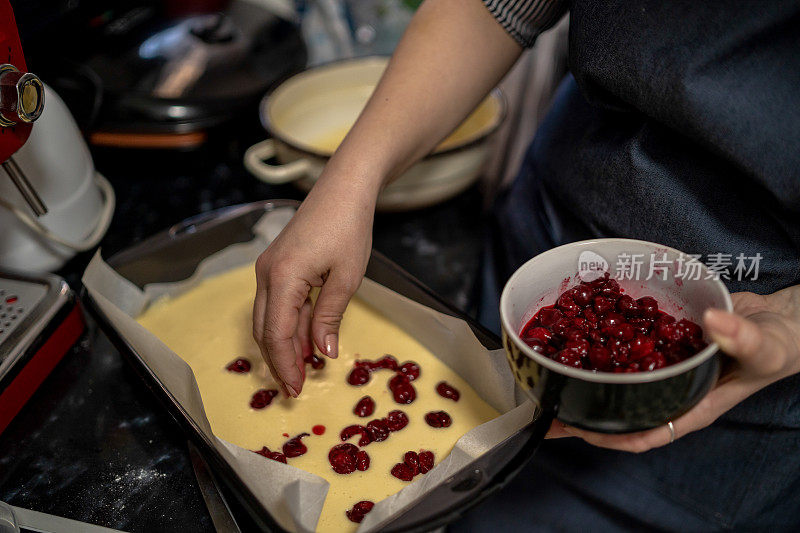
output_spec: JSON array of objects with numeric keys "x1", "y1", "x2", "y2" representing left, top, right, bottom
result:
[{"x1": 0, "y1": 129, "x2": 488, "y2": 531}]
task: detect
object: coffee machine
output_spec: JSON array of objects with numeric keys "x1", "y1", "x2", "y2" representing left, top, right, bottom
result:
[{"x1": 0, "y1": 0, "x2": 88, "y2": 436}]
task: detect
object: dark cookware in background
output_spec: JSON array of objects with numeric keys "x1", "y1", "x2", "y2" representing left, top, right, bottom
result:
[{"x1": 13, "y1": 0, "x2": 307, "y2": 151}]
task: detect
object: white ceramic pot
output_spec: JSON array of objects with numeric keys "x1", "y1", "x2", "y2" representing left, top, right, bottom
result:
[{"x1": 244, "y1": 57, "x2": 505, "y2": 211}]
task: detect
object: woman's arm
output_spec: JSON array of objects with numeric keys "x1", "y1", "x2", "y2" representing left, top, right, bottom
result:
[{"x1": 252, "y1": 0, "x2": 523, "y2": 396}]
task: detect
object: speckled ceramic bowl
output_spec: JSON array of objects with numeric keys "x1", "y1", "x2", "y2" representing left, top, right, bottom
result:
[{"x1": 500, "y1": 239, "x2": 733, "y2": 433}]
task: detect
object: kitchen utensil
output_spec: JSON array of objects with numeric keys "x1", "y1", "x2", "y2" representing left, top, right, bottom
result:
[
  {"x1": 0, "y1": 85, "x2": 115, "y2": 272},
  {"x1": 188, "y1": 441, "x2": 241, "y2": 533},
  {"x1": 0, "y1": 500, "x2": 121, "y2": 533},
  {"x1": 82, "y1": 200, "x2": 541, "y2": 532},
  {"x1": 501, "y1": 239, "x2": 733, "y2": 434},
  {"x1": 244, "y1": 57, "x2": 505, "y2": 211},
  {"x1": 0, "y1": 271, "x2": 84, "y2": 436}
]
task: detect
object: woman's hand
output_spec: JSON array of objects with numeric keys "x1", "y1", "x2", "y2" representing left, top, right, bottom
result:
[
  {"x1": 252, "y1": 177, "x2": 376, "y2": 397},
  {"x1": 546, "y1": 286, "x2": 800, "y2": 451}
]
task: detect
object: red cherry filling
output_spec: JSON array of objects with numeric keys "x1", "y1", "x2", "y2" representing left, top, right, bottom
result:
[
  {"x1": 226, "y1": 358, "x2": 251, "y2": 373},
  {"x1": 435, "y1": 381, "x2": 460, "y2": 401},
  {"x1": 282, "y1": 433, "x2": 309, "y2": 458},
  {"x1": 391, "y1": 450, "x2": 435, "y2": 481},
  {"x1": 253, "y1": 446, "x2": 287, "y2": 464},
  {"x1": 304, "y1": 354, "x2": 325, "y2": 370},
  {"x1": 418, "y1": 450, "x2": 434, "y2": 473},
  {"x1": 424, "y1": 411, "x2": 452, "y2": 428},
  {"x1": 340, "y1": 424, "x2": 372, "y2": 447},
  {"x1": 398, "y1": 361, "x2": 420, "y2": 381},
  {"x1": 389, "y1": 374, "x2": 417, "y2": 404},
  {"x1": 390, "y1": 462, "x2": 415, "y2": 481},
  {"x1": 250, "y1": 389, "x2": 279, "y2": 409},
  {"x1": 519, "y1": 275, "x2": 707, "y2": 372},
  {"x1": 366, "y1": 419, "x2": 390, "y2": 442},
  {"x1": 346, "y1": 500, "x2": 375, "y2": 523},
  {"x1": 385, "y1": 410, "x2": 409, "y2": 431},
  {"x1": 312, "y1": 425, "x2": 326, "y2": 435},
  {"x1": 347, "y1": 367, "x2": 371, "y2": 386},
  {"x1": 354, "y1": 396, "x2": 375, "y2": 417},
  {"x1": 329, "y1": 443, "x2": 365, "y2": 475},
  {"x1": 356, "y1": 450, "x2": 370, "y2": 471}
]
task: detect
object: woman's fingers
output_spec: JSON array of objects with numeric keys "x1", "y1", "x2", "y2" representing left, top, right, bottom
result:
[
  {"x1": 704, "y1": 308, "x2": 792, "y2": 376},
  {"x1": 298, "y1": 297, "x2": 314, "y2": 359},
  {"x1": 252, "y1": 255, "x2": 310, "y2": 397},
  {"x1": 562, "y1": 370, "x2": 760, "y2": 452},
  {"x1": 312, "y1": 270, "x2": 360, "y2": 359}
]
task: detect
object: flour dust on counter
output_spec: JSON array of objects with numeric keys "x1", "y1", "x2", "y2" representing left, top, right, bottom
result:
[{"x1": 137, "y1": 263, "x2": 498, "y2": 532}]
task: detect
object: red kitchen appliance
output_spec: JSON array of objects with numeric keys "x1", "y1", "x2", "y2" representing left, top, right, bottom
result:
[{"x1": 0, "y1": 0, "x2": 86, "y2": 435}]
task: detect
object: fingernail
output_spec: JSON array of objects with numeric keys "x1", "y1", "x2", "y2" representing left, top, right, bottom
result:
[
  {"x1": 325, "y1": 334, "x2": 338, "y2": 359},
  {"x1": 285, "y1": 382, "x2": 300, "y2": 398}
]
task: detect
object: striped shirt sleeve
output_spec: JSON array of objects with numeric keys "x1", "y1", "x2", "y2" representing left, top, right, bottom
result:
[{"x1": 483, "y1": 0, "x2": 569, "y2": 48}]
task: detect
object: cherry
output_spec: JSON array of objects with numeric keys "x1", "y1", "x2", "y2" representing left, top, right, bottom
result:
[
  {"x1": 329, "y1": 443, "x2": 359, "y2": 474},
  {"x1": 404, "y1": 451, "x2": 420, "y2": 475},
  {"x1": 312, "y1": 425, "x2": 326, "y2": 435},
  {"x1": 628, "y1": 317, "x2": 652, "y2": 335},
  {"x1": 656, "y1": 322, "x2": 683, "y2": 344},
  {"x1": 588, "y1": 345, "x2": 612, "y2": 370},
  {"x1": 629, "y1": 335, "x2": 656, "y2": 360},
  {"x1": 282, "y1": 433, "x2": 309, "y2": 458},
  {"x1": 565, "y1": 338, "x2": 590, "y2": 357},
  {"x1": 593, "y1": 296, "x2": 616, "y2": 316},
  {"x1": 254, "y1": 446, "x2": 287, "y2": 464},
  {"x1": 226, "y1": 358, "x2": 251, "y2": 373},
  {"x1": 250, "y1": 389, "x2": 279, "y2": 409},
  {"x1": 556, "y1": 292, "x2": 580, "y2": 317},
  {"x1": 599, "y1": 312, "x2": 625, "y2": 329},
  {"x1": 676, "y1": 318, "x2": 702, "y2": 339},
  {"x1": 418, "y1": 450, "x2": 434, "y2": 473},
  {"x1": 374, "y1": 355, "x2": 399, "y2": 370},
  {"x1": 424, "y1": 411, "x2": 452, "y2": 428},
  {"x1": 637, "y1": 296, "x2": 659, "y2": 319},
  {"x1": 398, "y1": 361, "x2": 421, "y2": 381},
  {"x1": 346, "y1": 501, "x2": 375, "y2": 523},
  {"x1": 436, "y1": 381, "x2": 460, "y2": 402},
  {"x1": 386, "y1": 410, "x2": 409, "y2": 431},
  {"x1": 616, "y1": 295, "x2": 639, "y2": 317},
  {"x1": 366, "y1": 419, "x2": 390, "y2": 442},
  {"x1": 639, "y1": 352, "x2": 667, "y2": 371},
  {"x1": 389, "y1": 374, "x2": 417, "y2": 404},
  {"x1": 573, "y1": 285, "x2": 594, "y2": 306},
  {"x1": 523, "y1": 326, "x2": 553, "y2": 344},
  {"x1": 356, "y1": 450, "x2": 370, "y2": 471},
  {"x1": 340, "y1": 425, "x2": 372, "y2": 447},
  {"x1": 304, "y1": 354, "x2": 325, "y2": 370},
  {"x1": 537, "y1": 307, "x2": 563, "y2": 327},
  {"x1": 354, "y1": 396, "x2": 375, "y2": 417},
  {"x1": 347, "y1": 367, "x2": 371, "y2": 386},
  {"x1": 555, "y1": 349, "x2": 584, "y2": 368},
  {"x1": 391, "y1": 462, "x2": 415, "y2": 481}
]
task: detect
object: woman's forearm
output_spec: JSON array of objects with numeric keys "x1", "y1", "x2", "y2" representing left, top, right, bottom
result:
[{"x1": 317, "y1": 0, "x2": 522, "y2": 197}]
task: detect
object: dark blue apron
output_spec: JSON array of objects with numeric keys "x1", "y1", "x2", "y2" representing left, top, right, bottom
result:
[{"x1": 469, "y1": 0, "x2": 800, "y2": 530}]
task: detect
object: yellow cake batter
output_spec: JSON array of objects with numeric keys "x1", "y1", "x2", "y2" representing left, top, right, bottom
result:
[{"x1": 137, "y1": 263, "x2": 498, "y2": 532}]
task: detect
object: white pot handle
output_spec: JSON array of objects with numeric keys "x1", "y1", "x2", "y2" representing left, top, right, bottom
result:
[{"x1": 244, "y1": 139, "x2": 311, "y2": 184}]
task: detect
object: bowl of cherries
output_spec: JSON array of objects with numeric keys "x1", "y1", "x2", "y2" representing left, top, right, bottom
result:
[{"x1": 500, "y1": 239, "x2": 733, "y2": 433}]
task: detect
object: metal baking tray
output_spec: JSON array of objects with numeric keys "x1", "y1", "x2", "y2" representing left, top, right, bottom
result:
[{"x1": 82, "y1": 200, "x2": 541, "y2": 532}]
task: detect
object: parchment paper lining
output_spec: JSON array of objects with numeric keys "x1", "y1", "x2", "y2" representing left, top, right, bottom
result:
[{"x1": 82, "y1": 207, "x2": 534, "y2": 532}]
